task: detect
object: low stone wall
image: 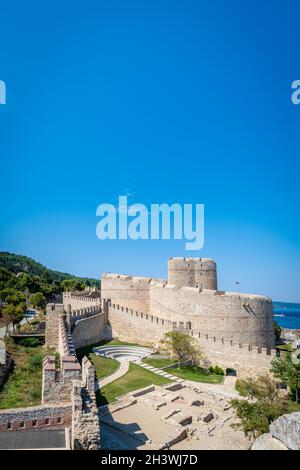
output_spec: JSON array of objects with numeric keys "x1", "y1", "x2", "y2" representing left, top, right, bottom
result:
[
  {"x1": 72, "y1": 313, "x2": 106, "y2": 349},
  {"x1": 72, "y1": 359, "x2": 100, "y2": 450},
  {"x1": 0, "y1": 404, "x2": 72, "y2": 432},
  {"x1": 42, "y1": 356, "x2": 81, "y2": 405}
]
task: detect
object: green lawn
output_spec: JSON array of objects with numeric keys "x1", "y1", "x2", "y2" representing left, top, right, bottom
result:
[
  {"x1": 235, "y1": 379, "x2": 249, "y2": 397},
  {"x1": 86, "y1": 353, "x2": 119, "y2": 380},
  {"x1": 97, "y1": 362, "x2": 172, "y2": 406},
  {"x1": 76, "y1": 339, "x2": 153, "y2": 381},
  {"x1": 0, "y1": 338, "x2": 53, "y2": 409},
  {"x1": 143, "y1": 356, "x2": 176, "y2": 368},
  {"x1": 166, "y1": 365, "x2": 224, "y2": 384},
  {"x1": 287, "y1": 400, "x2": 300, "y2": 412}
]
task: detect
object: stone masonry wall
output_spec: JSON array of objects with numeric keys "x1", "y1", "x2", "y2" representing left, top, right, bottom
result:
[
  {"x1": 45, "y1": 303, "x2": 64, "y2": 350},
  {"x1": 72, "y1": 359, "x2": 100, "y2": 450},
  {"x1": 106, "y1": 302, "x2": 275, "y2": 378},
  {"x1": 150, "y1": 283, "x2": 274, "y2": 348},
  {"x1": 101, "y1": 264, "x2": 274, "y2": 350},
  {"x1": 72, "y1": 313, "x2": 106, "y2": 349},
  {"x1": 42, "y1": 356, "x2": 81, "y2": 405},
  {"x1": 0, "y1": 404, "x2": 72, "y2": 432},
  {"x1": 63, "y1": 291, "x2": 101, "y2": 312},
  {"x1": 101, "y1": 274, "x2": 152, "y2": 313},
  {"x1": 168, "y1": 257, "x2": 218, "y2": 290}
]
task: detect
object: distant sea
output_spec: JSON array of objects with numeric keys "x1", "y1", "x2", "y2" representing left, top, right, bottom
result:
[{"x1": 273, "y1": 301, "x2": 300, "y2": 329}]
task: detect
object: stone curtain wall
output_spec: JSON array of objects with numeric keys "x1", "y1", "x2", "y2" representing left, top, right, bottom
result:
[
  {"x1": 72, "y1": 313, "x2": 106, "y2": 349},
  {"x1": 108, "y1": 303, "x2": 171, "y2": 346},
  {"x1": 66, "y1": 305, "x2": 102, "y2": 328},
  {"x1": 63, "y1": 291, "x2": 101, "y2": 312},
  {"x1": 0, "y1": 404, "x2": 72, "y2": 432},
  {"x1": 101, "y1": 274, "x2": 153, "y2": 313},
  {"x1": 107, "y1": 302, "x2": 275, "y2": 377},
  {"x1": 150, "y1": 283, "x2": 274, "y2": 348},
  {"x1": 101, "y1": 264, "x2": 274, "y2": 350}
]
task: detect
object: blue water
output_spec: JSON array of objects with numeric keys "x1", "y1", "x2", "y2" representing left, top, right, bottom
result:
[{"x1": 273, "y1": 302, "x2": 300, "y2": 329}]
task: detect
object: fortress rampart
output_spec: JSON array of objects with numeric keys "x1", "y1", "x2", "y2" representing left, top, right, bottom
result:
[
  {"x1": 106, "y1": 302, "x2": 276, "y2": 377},
  {"x1": 101, "y1": 274, "x2": 153, "y2": 313},
  {"x1": 63, "y1": 290, "x2": 101, "y2": 312},
  {"x1": 101, "y1": 257, "x2": 274, "y2": 350},
  {"x1": 72, "y1": 313, "x2": 106, "y2": 349}
]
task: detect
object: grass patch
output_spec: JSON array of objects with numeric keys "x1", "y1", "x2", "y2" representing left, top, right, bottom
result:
[
  {"x1": 143, "y1": 357, "x2": 176, "y2": 368},
  {"x1": 88, "y1": 353, "x2": 119, "y2": 380},
  {"x1": 287, "y1": 400, "x2": 300, "y2": 413},
  {"x1": 97, "y1": 362, "x2": 172, "y2": 406},
  {"x1": 166, "y1": 365, "x2": 224, "y2": 384},
  {"x1": 235, "y1": 379, "x2": 249, "y2": 397},
  {"x1": 276, "y1": 343, "x2": 294, "y2": 352},
  {"x1": 0, "y1": 338, "x2": 53, "y2": 409}
]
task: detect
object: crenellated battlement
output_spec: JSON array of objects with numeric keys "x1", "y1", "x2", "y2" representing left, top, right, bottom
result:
[{"x1": 106, "y1": 301, "x2": 276, "y2": 377}]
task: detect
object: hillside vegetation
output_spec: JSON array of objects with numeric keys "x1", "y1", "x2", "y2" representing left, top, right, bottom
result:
[
  {"x1": 0, "y1": 252, "x2": 99, "y2": 286},
  {"x1": 0, "y1": 251, "x2": 99, "y2": 331}
]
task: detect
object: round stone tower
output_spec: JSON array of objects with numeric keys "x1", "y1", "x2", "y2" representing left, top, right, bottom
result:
[{"x1": 168, "y1": 257, "x2": 217, "y2": 290}]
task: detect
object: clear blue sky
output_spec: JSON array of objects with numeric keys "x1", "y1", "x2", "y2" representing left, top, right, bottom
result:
[{"x1": 0, "y1": 1, "x2": 299, "y2": 302}]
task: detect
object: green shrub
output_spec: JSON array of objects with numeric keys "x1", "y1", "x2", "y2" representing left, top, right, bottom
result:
[
  {"x1": 18, "y1": 338, "x2": 41, "y2": 348},
  {"x1": 28, "y1": 354, "x2": 43, "y2": 370},
  {"x1": 208, "y1": 365, "x2": 225, "y2": 375}
]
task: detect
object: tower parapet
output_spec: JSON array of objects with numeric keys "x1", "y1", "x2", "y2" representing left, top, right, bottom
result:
[{"x1": 168, "y1": 257, "x2": 217, "y2": 290}]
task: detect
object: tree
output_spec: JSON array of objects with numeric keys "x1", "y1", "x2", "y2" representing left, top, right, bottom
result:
[
  {"x1": 29, "y1": 292, "x2": 46, "y2": 310},
  {"x1": 230, "y1": 374, "x2": 288, "y2": 438},
  {"x1": 160, "y1": 331, "x2": 204, "y2": 366},
  {"x1": 274, "y1": 321, "x2": 282, "y2": 342},
  {"x1": 2, "y1": 303, "x2": 25, "y2": 331},
  {"x1": 61, "y1": 279, "x2": 85, "y2": 292},
  {"x1": 271, "y1": 351, "x2": 300, "y2": 403}
]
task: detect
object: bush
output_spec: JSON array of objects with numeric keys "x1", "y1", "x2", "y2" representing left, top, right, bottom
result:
[
  {"x1": 208, "y1": 365, "x2": 225, "y2": 375},
  {"x1": 18, "y1": 338, "x2": 41, "y2": 348},
  {"x1": 28, "y1": 354, "x2": 43, "y2": 370}
]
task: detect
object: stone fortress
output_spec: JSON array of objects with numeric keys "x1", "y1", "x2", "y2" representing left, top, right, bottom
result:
[
  {"x1": 0, "y1": 256, "x2": 278, "y2": 449},
  {"x1": 100, "y1": 257, "x2": 276, "y2": 377}
]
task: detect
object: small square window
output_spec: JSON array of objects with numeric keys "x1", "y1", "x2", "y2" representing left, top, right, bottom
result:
[
  {"x1": 20, "y1": 421, "x2": 25, "y2": 428},
  {"x1": 32, "y1": 420, "x2": 37, "y2": 427},
  {"x1": 45, "y1": 418, "x2": 50, "y2": 425},
  {"x1": 7, "y1": 422, "x2": 12, "y2": 430}
]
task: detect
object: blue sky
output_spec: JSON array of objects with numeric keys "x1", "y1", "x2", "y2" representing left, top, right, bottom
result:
[{"x1": 0, "y1": 0, "x2": 299, "y2": 301}]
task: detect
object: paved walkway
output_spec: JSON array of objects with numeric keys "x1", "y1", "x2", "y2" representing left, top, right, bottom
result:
[
  {"x1": 139, "y1": 362, "x2": 238, "y2": 398},
  {"x1": 139, "y1": 362, "x2": 184, "y2": 383},
  {"x1": 95, "y1": 359, "x2": 238, "y2": 399},
  {"x1": 97, "y1": 360, "x2": 130, "y2": 389}
]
